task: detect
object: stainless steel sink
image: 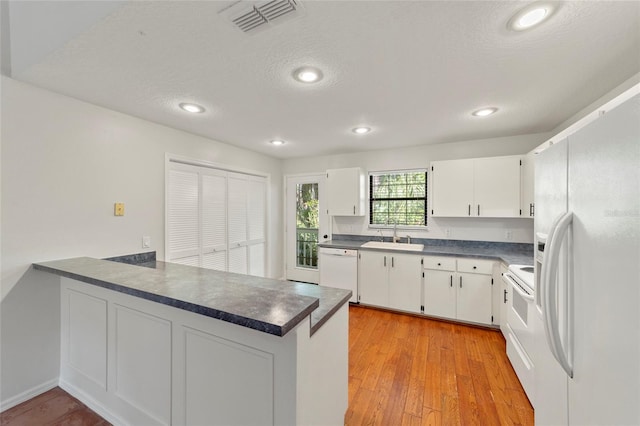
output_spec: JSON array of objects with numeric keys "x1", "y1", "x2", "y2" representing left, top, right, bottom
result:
[{"x1": 361, "y1": 241, "x2": 424, "y2": 251}]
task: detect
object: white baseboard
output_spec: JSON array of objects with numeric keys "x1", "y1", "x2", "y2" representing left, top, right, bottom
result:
[
  {"x1": 0, "y1": 378, "x2": 59, "y2": 412},
  {"x1": 59, "y1": 380, "x2": 126, "y2": 426}
]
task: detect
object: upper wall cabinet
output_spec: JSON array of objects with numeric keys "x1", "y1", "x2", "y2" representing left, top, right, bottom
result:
[
  {"x1": 521, "y1": 151, "x2": 535, "y2": 218},
  {"x1": 326, "y1": 168, "x2": 365, "y2": 216},
  {"x1": 430, "y1": 156, "x2": 522, "y2": 218}
]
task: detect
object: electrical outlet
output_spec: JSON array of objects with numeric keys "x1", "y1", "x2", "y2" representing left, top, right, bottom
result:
[
  {"x1": 505, "y1": 230, "x2": 513, "y2": 240},
  {"x1": 142, "y1": 236, "x2": 151, "y2": 248},
  {"x1": 114, "y1": 202, "x2": 125, "y2": 216},
  {"x1": 444, "y1": 228, "x2": 451, "y2": 238}
]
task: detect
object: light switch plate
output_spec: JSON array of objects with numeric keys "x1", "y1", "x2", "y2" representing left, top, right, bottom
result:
[
  {"x1": 142, "y1": 236, "x2": 151, "y2": 248},
  {"x1": 114, "y1": 203, "x2": 125, "y2": 216}
]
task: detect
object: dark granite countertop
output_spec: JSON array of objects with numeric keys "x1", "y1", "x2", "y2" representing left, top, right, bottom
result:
[
  {"x1": 318, "y1": 236, "x2": 534, "y2": 266},
  {"x1": 33, "y1": 257, "x2": 351, "y2": 337}
]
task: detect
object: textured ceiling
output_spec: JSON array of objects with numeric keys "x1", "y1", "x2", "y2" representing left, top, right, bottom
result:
[{"x1": 6, "y1": 0, "x2": 640, "y2": 159}]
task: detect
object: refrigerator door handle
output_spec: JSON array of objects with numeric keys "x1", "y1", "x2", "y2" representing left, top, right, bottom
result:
[{"x1": 542, "y1": 211, "x2": 574, "y2": 378}]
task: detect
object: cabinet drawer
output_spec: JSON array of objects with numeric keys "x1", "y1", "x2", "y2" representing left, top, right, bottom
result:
[
  {"x1": 457, "y1": 258, "x2": 493, "y2": 274},
  {"x1": 423, "y1": 256, "x2": 456, "y2": 271}
]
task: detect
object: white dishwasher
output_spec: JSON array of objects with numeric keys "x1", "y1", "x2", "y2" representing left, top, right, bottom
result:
[{"x1": 319, "y1": 247, "x2": 358, "y2": 303}]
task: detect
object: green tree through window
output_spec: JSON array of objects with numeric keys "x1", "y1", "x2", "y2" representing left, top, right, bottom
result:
[
  {"x1": 369, "y1": 171, "x2": 427, "y2": 226},
  {"x1": 296, "y1": 183, "x2": 319, "y2": 268}
]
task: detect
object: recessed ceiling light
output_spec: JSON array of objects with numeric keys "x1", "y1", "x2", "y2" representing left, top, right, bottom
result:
[
  {"x1": 472, "y1": 107, "x2": 498, "y2": 117},
  {"x1": 509, "y1": 3, "x2": 554, "y2": 31},
  {"x1": 352, "y1": 127, "x2": 371, "y2": 135},
  {"x1": 270, "y1": 139, "x2": 285, "y2": 146},
  {"x1": 293, "y1": 67, "x2": 323, "y2": 83},
  {"x1": 179, "y1": 103, "x2": 205, "y2": 113}
]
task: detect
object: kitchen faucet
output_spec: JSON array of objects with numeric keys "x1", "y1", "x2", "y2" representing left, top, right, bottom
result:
[
  {"x1": 392, "y1": 224, "x2": 400, "y2": 243},
  {"x1": 377, "y1": 229, "x2": 384, "y2": 242}
]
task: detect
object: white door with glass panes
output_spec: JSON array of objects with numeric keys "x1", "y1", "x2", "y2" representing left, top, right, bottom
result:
[{"x1": 285, "y1": 175, "x2": 329, "y2": 284}]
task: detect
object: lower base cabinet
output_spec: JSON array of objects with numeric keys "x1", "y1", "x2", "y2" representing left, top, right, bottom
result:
[
  {"x1": 358, "y1": 251, "x2": 495, "y2": 326},
  {"x1": 358, "y1": 251, "x2": 422, "y2": 314},
  {"x1": 424, "y1": 257, "x2": 494, "y2": 325}
]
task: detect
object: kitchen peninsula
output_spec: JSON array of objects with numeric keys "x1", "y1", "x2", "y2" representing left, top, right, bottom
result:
[{"x1": 33, "y1": 256, "x2": 351, "y2": 426}]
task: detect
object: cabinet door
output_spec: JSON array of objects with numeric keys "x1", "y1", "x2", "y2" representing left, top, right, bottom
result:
[
  {"x1": 521, "y1": 151, "x2": 535, "y2": 218},
  {"x1": 201, "y1": 170, "x2": 227, "y2": 272},
  {"x1": 430, "y1": 160, "x2": 474, "y2": 217},
  {"x1": 388, "y1": 254, "x2": 422, "y2": 314},
  {"x1": 423, "y1": 270, "x2": 456, "y2": 319},
  {"x1": 228, "y1": 174, "x2": 248, "y2": 274},
  {"x1": 326, "y1": 168, "x2": 364, "y2": 216},
  {"x1": 474, "y1": 156, "x2": 521, "y2": 217},
  {"x1": 167, "y1": 165, "x2": 200, "y2": 266},
  {"x1": 457, "y1": 273, "x2": 492, "y2": 325},
  {"x1": 358, "y1": 251, "x2": 388, "y2": 307}
]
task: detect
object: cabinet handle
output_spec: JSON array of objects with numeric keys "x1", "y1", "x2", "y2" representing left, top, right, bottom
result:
[
  {"x1": 450, "y1": 275, "x2": 453, "y2": 287},
  {"x1": 384, "y1": 256, "x2": 386, "y2": 267},
  {"x1": 477, "y1": 204, "x2": 480, "y2": 216},
  {"x1": 530, "y1": 203, "x2": 535, "y2": 217},
  {"x1": 437, "y1": 262, "x2": 441, "y2": 266},
  {"x1": 468, "y1": 204, "x2": 471, "y2": 216},
  {"x1": 392, "y1": 257, "x2": 394, "y2": 268},
  {"x1": 353, "y1": 205, "x2": 356, "y2": 214},
  {"x1": 460, "y1": 276, "x2": 462, "y2": 288},
  {"x1": 503, "y1": 289, "x2": 508, "y2": 303},
  {"x1": 473, "y1": 266, "x2": 477, "y2": 270}
]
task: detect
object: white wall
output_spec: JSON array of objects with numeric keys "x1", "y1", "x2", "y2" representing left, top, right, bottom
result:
[
  {"x1": 283, "y1": 133, "x2": 550, "y2": 244},
  {"x1": 0, "y1": 77, "x2": 283, "y2": 404}
]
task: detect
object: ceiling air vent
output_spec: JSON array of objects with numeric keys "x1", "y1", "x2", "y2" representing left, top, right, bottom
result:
[{"x1": 220, "y1": 0, "x2": 305, "y2": 35}]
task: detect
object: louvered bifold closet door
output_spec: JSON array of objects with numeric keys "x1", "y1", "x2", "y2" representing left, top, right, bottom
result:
[
  {"x1": 227, "y1": 173, "x2": 248, "y2": 274},
  {"x1": 247, "y1": 177, "x2": 266, "y2": 277},
  {"x1": 167, "y1": 165, "x2": 200, "y2": 266},
  {"x1": 201, "y1": 169, "x2": 227, "y2": 271}
]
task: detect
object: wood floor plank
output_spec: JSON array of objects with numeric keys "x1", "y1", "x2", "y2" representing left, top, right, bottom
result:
[
  {"x1": 0, "y1": 387, "x2": 66, "y2": 423},
  {"x1": 401, "y1": 411, "x2": 422, "y2": 426},
  {"x1": 2, "y1": 394, "x2": 81, "y2": 426},
  {"x1": 421, "y1": 406, "x2": 442, "y2": 426},
  {"x1": 404, "y1": 331, "x2": 429, "y2": 416}
]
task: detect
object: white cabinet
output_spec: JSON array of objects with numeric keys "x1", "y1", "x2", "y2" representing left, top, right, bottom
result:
[
  {"x1": 429, "y1": 159, "x2": 474, "y2": 217},
  {"x1": 358, "y1": 250, "x2": 422, "y2": 314},
  {"x1": 388, "y1": 253, "x2": 423, "y2": 313},
  {"x1": 423, "y1": 269, "x2": 456, "y2": 318},
  {"x1": 423, "y1": 256, "x2": 494, "y2": 325},
  {"x1": 430, "y1": 156, "x2": 521, "y2": 218},
  {"x1": 521, "y1": 150, "x2": 535, "y2": 218},
  {"x1": 326, "y1": 168, "x2": 365, "y2": 216},
  {"x1": 357, "y1": 251, "x2": 387, "y2": 307}
]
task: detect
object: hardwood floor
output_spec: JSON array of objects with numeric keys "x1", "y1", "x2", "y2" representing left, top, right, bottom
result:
[
  {"x1": 345, "y1": 305, "x2": 534, "y2": 426},
  {"x1": 1, "y1": 305, "x2": 533, "y2": 425},
  {"x1": 0, "y1": 387, "x2": 109, "y2": 426}
]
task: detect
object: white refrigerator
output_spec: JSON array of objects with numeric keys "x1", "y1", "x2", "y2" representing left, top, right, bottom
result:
[{"x1": 533, "y1": 91, "x2": 639, "y2": 425}]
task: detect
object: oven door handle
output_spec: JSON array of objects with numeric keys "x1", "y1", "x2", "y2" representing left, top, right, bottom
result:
[{"x1": 504, "y1": 273, "x2": 534, "y2": 301}]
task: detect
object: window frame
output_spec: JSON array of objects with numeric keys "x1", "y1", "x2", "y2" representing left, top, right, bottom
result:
[{"x1": 367, "y1": 168, "x2": 428, "y2": 229}]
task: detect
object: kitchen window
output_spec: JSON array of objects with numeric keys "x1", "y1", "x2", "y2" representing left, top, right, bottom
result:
[{"x1": 369, "y1": 170, "x2": 427, "y2": 226}]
